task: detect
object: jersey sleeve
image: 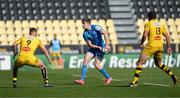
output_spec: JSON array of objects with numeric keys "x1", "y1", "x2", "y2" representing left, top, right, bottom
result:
[
  {"x1": 144, "y1": 23, "x2": 150, "y2": 31},
  {"x1": 83, "y1": 32, "x2": 90, "y2": 41},
  {"x1": 94, "y1": 25, "x2": 103, "y2": 33}
]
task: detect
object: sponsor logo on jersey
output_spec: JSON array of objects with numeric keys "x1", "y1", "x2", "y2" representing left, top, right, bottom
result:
[
  {"x1": 22, "y1": 47, "x2": 31, "y2": 51},
  {"x1": 154, "y1": 35, "x2": 161, "y2": 40}
]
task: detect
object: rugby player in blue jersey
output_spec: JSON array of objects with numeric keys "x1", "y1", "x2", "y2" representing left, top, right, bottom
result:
[{"x1": 74, "y1": 19, "x2": 112, "y2": 85}]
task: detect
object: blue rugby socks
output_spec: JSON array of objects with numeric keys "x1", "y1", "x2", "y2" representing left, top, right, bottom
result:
[
  {"x1": 99, "y1": 68, "x2": 111, "y2": 79},
  {"x1": 81, "y1": 65, "x2": 87, "y2": 80}
]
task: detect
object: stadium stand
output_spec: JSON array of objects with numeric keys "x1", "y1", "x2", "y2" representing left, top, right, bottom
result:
[
  {"x1": 0, "y1": 0, "x2": 180, "y2": 52},
  {"x1": 108, "y1": 0, "x2": 138, "y2": 44},
  {"x1": 131, "y1": 0, "x2": 180, "y2": 44},
  {"x1": 0, "y1": 0, "x2": 118, "y2": 46}
]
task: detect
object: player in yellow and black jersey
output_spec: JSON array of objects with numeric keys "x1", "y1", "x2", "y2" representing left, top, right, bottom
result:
[
  {"x1": 12, "y1": 28, "x2": 53, "y2": 88},
  {"x1": 129, "y1": 12, "x2": 178, "y2": 87}
]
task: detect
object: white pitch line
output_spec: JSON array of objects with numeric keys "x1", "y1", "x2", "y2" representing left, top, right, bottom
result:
[
  {"x1": 72, "y1": 74, "x2": 82, "y2": 77},
  {"x1": 144, "y1": 82, "x2": 170, "y2": 87},
  {"x1": 111, "y1": 78, "x2": 128, "y2": 82}
]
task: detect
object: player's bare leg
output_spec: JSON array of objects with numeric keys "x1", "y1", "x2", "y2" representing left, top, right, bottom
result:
[
  {"x1": 94, "y1": 57, "x2": 112, "y2": 84},
  {"x1": 154, "y1": 53, "x2": 178, "y2": 85},
  {"x1": 130, "y1": 53, "x2": 149, "y2": 87},
  {"x1": 74, "y1": 52, "x2": 94, "y2": 85},
  {"x1": 38, "y1": 61, "x2": 53, "y2": 87}
]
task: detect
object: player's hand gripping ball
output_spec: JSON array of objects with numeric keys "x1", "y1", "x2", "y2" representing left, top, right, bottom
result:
[{"x1": 102, "y1": 48, "x2": 109, "y2": 53}]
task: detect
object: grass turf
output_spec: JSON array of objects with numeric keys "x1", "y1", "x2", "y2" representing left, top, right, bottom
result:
[{"x1": 0, "y1": 67, "x2": 180, "y2": 98}]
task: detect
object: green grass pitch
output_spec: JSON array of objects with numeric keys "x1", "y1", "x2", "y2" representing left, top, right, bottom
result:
[{"x1": 0, "y1": 67, "x2": 180, "y2": 98}]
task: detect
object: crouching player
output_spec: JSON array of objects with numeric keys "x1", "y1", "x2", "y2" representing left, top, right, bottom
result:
[{"x1": 12, "y1": 28, "x2": 53, "y2": 88}]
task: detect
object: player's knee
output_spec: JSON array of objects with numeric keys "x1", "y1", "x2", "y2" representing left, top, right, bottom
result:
[
  {"x1": 38, "y1": 62, "x2": 46, "y2": 69},
  {"x1": 93, "y1": 62, "x2": 102, "y2": 70},
  {"x1": 83, "y1": 60, "x2": 89, "y2": 65},
  {"x1": 136, "y1": 60, "x2": 144, "y2": 65},
  {"x1": 95, "y1": 65, "x2": 102, "y2": 70},
  {"x1": 39, "y1": 65, "x2": 46, "y2": 69},
  {"x1": 136, "y1": 61, "x2": 141, "y2": 65}
]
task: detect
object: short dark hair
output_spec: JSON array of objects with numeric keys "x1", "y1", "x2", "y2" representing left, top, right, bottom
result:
[
  {"x1": 82, "y1": 19, "x2": 91, "y2": 24},
  {"x1": 29, "y1": 28, "x2": 37, "y2": 35},
  {"x1": 148, "y1": 11, "x2": 156, "y2": 20}
]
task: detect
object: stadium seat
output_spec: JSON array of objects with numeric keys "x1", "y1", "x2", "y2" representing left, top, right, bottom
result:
[
  {"x1": 169, "y1": 26, "x2": 177, "y2": 33},
  {"x1": 0, "y1": 34, "x2": 7, "y2": 40},
  {"x1": 60, "y1": 20, "x2": 68, "y2": 27},
  {"x1": 38, "y1": 34, "x2": 47, "y2": 42},
  {"x1": 46, "y1": 28, "x2": 54, "y2": 34},
  {"x1": 46, "y1": 34, "x2": 54, "y2": 41},
  {"x1": 7, "y1": 34, "x2": 15, "y2": 42},
  {"x1": 167, "y1": 19, "x2": 175, "y2": 26},
  {"x1": 5, "y1": 20, "x2": 13, "y2": 28},
  {"x1": 106, "y1": 19, "x2": 114, "y2": 27},
  {"x1": 14, "y1": 28, "x2": 23, "y2": 35},
  {"x1": 137, "y1": 19, "x2": 144, "y2": 26},
  {"x1": 53, "y1": 27, "x2": 61, "y2": 34},
  {"x1": 0, "y1": 21, "x2": 5, "y2": 28},
  {"x1": 75, "y1": 20, "x2": 82, "y2": 27},
  {"x1": 14, "y1": 20, "x2": 22, "y2": 28},
  {"x1": 91, "y1": 20, "x2": 98, "y2": 24},
  {"x1": 0, "y1": 28, "x2": 6, "y2": 34},
  {"x1": 107, "y1": 26, "x2": 116, "y2": 34},
  {"x1": 38, "y1": 28, "x2": 46, "y2": 34},
  {"x1": 177, "y1": 25, "x2": 180, "y2": 33},
  {"x1": 67, "y1": 20, "x2": 75, "y2": 27},
  {"x1": 21, "y1": 20, "x2": 29, "y2": 28},
  {"x1": 109, "y1": 33, "x2": 117, "y2": 40},
  {"x1": 29, "y1": 20, "x2": 37, "y2": 28},
  {"x1": 61, "y1": 27, "x2": 68, "y2": 34},
  {"x1": 22, "y1": 28, "x2": 29, "y2": 35},
  {"x1": 15, "y1": 34, "x2": 22, "y2": 40},
  {"x1": 67, "y1": 27, "x2": 76, "y2": 34},
  {"x1": 45, "y1": 20, "x2": 53, "y2": 28},
  {"x1": 52, "y1": 20, "x2": 60, "y2": 28},
  {"x1": 98, "y1": 19, "x2": 106, "y2": 30},
  {"x1": 37, "y1": 20, "x2": 45, "y2": 28},
  {"x1": 6, "y1": 28, "x2": 14, "y2": 34},
  {"x1": 57, "y1": 33, "x2": 63, "y2": 41},
  {"x1": 159, "y1": 19, "x2": 168, "y2": 28},
  {"x1": 175, "y1": 18, "x2": 180, "y2": 26},
  {"x1": 76, "y1": 27, "x2": 84, "y2": 34}
]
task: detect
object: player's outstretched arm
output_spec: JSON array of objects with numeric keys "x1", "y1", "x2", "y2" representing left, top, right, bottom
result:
[
  {"x1": 101, "y1": 30, "x2": 111, "y2": 51},
  {"x1": 140, "y1": 30, "x2": 148, "y2": 48},
  {"x1": 163, "y1": 32, "x2": 172, "y2": 55},
  {"x1": 39, "y1": 45, "x2": 52, "y2": 64}
]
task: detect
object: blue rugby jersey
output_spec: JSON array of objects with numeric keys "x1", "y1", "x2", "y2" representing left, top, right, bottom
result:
[{"x1": 83, "y1": 25, "x2": 105, "y2": 48}]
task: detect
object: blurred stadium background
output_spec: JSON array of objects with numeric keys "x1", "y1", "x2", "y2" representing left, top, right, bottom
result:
[{"x1": 0, "y1": 0, "x2": 179, "y2": 54}]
